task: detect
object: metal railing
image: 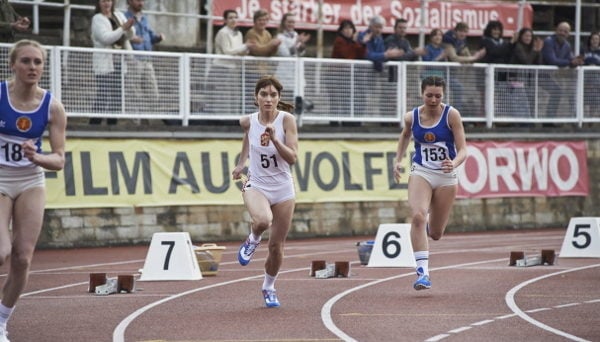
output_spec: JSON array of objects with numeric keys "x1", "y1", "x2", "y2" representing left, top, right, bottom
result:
[{"x1": 1, "y1": 43, "x2": 599, "y2": 127}]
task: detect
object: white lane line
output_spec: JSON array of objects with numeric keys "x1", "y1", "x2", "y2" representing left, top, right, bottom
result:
[
  {"x1": 320, "y1": 258, "x2": 506, "y2": 342},
  {"x1": 505, "y1": 264, "x2": 600, "y2": 342},
  {"x1": 112, "y1": 266, "x2": 310, "y2": 342},
  {"x1": 425, "y1": 334, "x2": 450, "y2": 342},
  {"x1": 525, "y1": 307, "x2": 551, "y2": 313},
  {"x1": 553, "y1": 302, "x2": 581, "y2": 309},
  {"x1": 471, "y1": 319, "x2": 494, "y2": 326},
  {"x1": 448, "y1": 326, "x2": 472, "y2": 333}
]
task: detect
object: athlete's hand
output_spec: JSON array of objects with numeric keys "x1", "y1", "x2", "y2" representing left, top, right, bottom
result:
[
  {"x1": 264, "y1": 124, "x2": 276, "y2": 142},
  {"x1": 441, "y1": 158, "x2": 454, "y2": 173},
  {"x1": 22, "y1": 139, "x2": 37, "y2": 163},
  {"x1": 232, "y1": 165, "x2": 244, "y2": 180},
  {"x1": 393, "y1": 163, "x2": 402, "y2": 183}
]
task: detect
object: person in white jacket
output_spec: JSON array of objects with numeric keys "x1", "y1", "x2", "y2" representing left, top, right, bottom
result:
[
  {"x1": 90, "y1": 0, "x2": 135, "y2": 124},
  {"x1": 275, "y1": 13, "x2": 310, "y2": 100}
]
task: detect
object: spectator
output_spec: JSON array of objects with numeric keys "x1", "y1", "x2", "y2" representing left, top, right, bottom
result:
[
  {"x1": 540, "y1": 21, "x2": 584, "y2": 118},
  {"x1": 328, "y1": 19, "x2": 365, "y2": 124},
  {"x1": 275, "y1": 13, "x2": 310, "y2": 93},
  {"x1": 331, "y1": 19, "x2": 365, "y2": 59},
  {"x1": 124, "y1": 0, "x2": 163, "y2": 116},
  {"x1": 479, "y1": 20, "x2": 512, "y2": 64},
  {"x1": 244, "y1": 9, "x2": 281, "y2": 108},
  {"x1": 441, "y1": 22, "x2": 485, "y2": 116},
  {"x1": 505, "y1": 27, "x2": 544, "y2": 118},
  {"x1": 354, "y1": 15, "x2": 404, "y2": 118},
  {"x1": 442, "y1": 22, "x2": 486, "y2": 63},
  {"x1": 509, "y1": 27, "x2": 543, "y2": 65},
  {"x1": 90, "y1": 0, "x2": 135, "y2": 125},
  {"x1": 384, "y1": 18, "x2": 426, "y2": 61},
  {"x1": 422, "y1": 28, "x2": 447, "y2": 62},
  {"x1": 245, "y1": 9, "x2": 281, "y2": 63},
  {"x1": 421, "y1": 28, "x2": 448, "y2": 82},
  {"x1": 581, "y1": 31, "x2": 600, "y2": 114},
  {"x1": 0, "y1": 0, "x2": 30, "y2": 42},
  {"x1": 212, "y1": 9, "x2": 252, "y2": 116},
  {"x1": 357, "y1": 15, "x2": 403, "y2": 72}
]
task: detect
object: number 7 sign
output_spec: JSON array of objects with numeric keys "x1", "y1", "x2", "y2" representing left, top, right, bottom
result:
[
  {"x1": 139, "y1": 232, "x2": 203, "y2": 281},
  {"x1": 560, "y1": 217, "x2": 600, "y2": 258},
  {"x1": 367, "y1": 224, "x2": 417, "y2": 268}
]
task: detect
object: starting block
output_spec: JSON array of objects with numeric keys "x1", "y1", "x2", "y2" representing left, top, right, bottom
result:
[
  {"x1": 89, "y1": 273, "x2": 136, "y2": 295},
  {"x1": 509, "y1": 250, "x2": 556, "y2": 267},
  {"x1": 310, "y1": 260, "x2": 350, "y2": 278}
]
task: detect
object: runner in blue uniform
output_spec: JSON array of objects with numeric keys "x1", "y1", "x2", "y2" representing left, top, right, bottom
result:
[
  {"x1": 0, "y1": 40, "x2": 67, "y2": 342},
  {"x1": 394, "y1": 76, "x2": 467, "y2": 291}
]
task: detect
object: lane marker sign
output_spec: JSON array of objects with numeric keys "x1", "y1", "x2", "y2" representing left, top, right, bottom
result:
[
  {"x1": 139, "y1": 232, "x2": 202, "y2": 281},
  {"x1": 367, "y1": 223, "x2": 416, "y2": 268},
  {"x1": 560, "y1": 217, "x2": 600, "y2": 258}
]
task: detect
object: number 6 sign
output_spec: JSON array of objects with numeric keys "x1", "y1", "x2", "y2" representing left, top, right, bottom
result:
[
  {"x1": 367, "y1": 224, "x2": 417, "y2": 268},
  {"x1": 560, "y1": 217, "x2": 600, "y2": 258}
]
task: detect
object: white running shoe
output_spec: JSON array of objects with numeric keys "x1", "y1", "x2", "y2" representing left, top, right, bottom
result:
[
  {"x1": 0, "y1": 325, "x2": 10, "y2": 342},
  {"x1": 238, "y1": 238, "x2": 260, "y2": 266}
]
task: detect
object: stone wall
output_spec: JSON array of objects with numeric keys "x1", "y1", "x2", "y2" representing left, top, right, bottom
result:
[{"x1": 38, "y1": 138, "x2": 599, "y2": 248}]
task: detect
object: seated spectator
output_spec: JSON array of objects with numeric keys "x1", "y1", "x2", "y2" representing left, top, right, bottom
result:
[
  {"x1": 275, "y1": 12, "x2": 310, "y2": 91},
  {"x1": 90, "y1": 0, "x2": 135, "y2": 125},
  {"x1": 581, "y1": 31, "x2": 600, "y2": 114},
  {"x1": 540, "y1": 21, "x2": 584, "y2": 118},
  {"x1": 384, "y1": 18, "x2": 426, "y2": 61},
  {"x1": 479, "y1": 20, "x2": 512, "y2": 64},
  {"x1": 331, "y1": 19, "x2": 366, "y2": 59},
  {"x1": 0, "y1": 0, "x2": 30, "y2": 42}
]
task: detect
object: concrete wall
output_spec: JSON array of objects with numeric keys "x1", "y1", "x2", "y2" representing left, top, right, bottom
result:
[{"x1": 38, "y1": 137, "x2": 600, "y2": 249}]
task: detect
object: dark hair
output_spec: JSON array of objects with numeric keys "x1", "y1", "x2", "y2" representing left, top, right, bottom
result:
[
  {"x1": 587, "y1": 31, "x2": 600, "y2": 49},
  {"x1": 454, "y1": 22, "x2": 469, "y2": 32},
  {"x1": 337, "y1": 19, "x2": 356, "y2": 35},
  {"x1": 428, "y1": 28, "x2": 443, "y2": 41},
  {"x1": 483, "y1": 20, "x2": 504, "y2": 37},
  {"x1": 223, "y1": 9, "x2": 237, "y2": 20},
  {"x1": 394, "y1": 18, "x2": 408, "y2": 29},
  {"x1": 254, "y1": 75, "x2": 294, "y2": 112},
  {"x1": 279, "y1": 13, "x2": 295, "y2": 33},
  {"x1": 421, "y1": 76, "x2": 446, "y2": 93},
  {"x1": 253, "y1": 9, "x2": 269, "y2": 23},
  {"x1": 516, "y1": 27, "x2": 535, "y2": 47}
]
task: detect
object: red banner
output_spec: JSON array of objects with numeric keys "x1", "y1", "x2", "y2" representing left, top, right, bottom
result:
[
  {"x1": 212, "y1": 0, "x2": 533, "y2": 36},
  {"x1": 457, "y1": 141, "x2": 589, "y2": 199}
]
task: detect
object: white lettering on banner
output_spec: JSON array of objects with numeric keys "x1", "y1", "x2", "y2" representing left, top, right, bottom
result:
[
  {"x1": 216, "y1": 0, "x2": 532, "y2": 35},
  {"x1": 458, "y1": 143, "x2": 585, "y2": 195}
]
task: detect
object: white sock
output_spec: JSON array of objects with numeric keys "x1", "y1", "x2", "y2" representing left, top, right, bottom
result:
[
  {"x1": 414, "y1": 251, "x2": 429, "y2": 276},
  {"x1": 262, "y1": 273, "x2": 277, "y2": 291},
  {"x1": 249, "y1": 232, "x2": 261, "y2": 243},
  {"x1": 0, "y1": 303, "x2": 14, "y2": 327}
]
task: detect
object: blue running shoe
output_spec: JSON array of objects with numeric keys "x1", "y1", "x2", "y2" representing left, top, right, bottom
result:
[
  {"x1": 238, "y1": 238, "x2": 259, "y2": 266},
  {"x1": 413, "y1": 274, "x2": 431, "y2": 290},
  {"x1": 262, "y1": 289, "x2": 280, "y2": 308}
]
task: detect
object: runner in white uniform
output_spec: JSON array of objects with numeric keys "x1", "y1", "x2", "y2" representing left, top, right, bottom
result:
[
  {"x1": 0, "y1": 40, "x2": 67, "y2": 342},
  {"x1": 232, "y1": 75, "x2": 298, "y2": 308},
  {"x1": 393, "y1": 76, "x2": 467, "y2": 291}
]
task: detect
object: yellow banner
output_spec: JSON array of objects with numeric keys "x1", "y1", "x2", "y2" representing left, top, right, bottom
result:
[{"x1": 44, "y1": 138, "x2": 410, "y2": 208}]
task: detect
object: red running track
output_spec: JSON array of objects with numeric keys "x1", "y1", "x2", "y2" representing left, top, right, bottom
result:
[{"x1": 2, "y1": 229, "x2": 599, "y2": 342}]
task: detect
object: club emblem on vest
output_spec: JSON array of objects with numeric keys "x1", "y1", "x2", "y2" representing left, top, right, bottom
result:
[
  {"x1": 16, "y1": 116, "x2": 32, "y2": 133},
  {"x1": 424, "y1": 132, "x2": 435, "y2": 143}
]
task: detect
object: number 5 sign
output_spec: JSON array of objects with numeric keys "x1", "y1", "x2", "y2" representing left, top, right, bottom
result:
[
  {"x1": 367, "y1": 224, "x2": 417, "y2": 268},
  {"x1": 560, "y1": 217, "x2": 600, "y2": 258}
]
